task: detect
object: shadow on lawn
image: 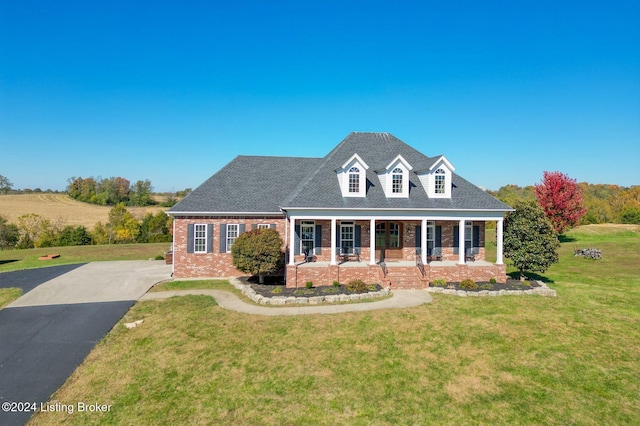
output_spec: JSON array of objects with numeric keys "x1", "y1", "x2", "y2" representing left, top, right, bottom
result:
[
  {"x1": 0, "y1": 260, "x2": 18, "y2": 266},
  {"x1": 507, "y1": 271, "x2": 555, "y2": 284}
]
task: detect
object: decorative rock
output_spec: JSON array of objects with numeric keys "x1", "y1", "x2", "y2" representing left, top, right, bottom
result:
[
  {"x1": 456, "y1": 290, "x2": 467, "y2": 297},
  {"x1": 443, "y1": 289, "x2": 457, "y2": 295},
  {"x1": 308, "y1": 296, "x2": 324, "y2": 304},
  {"x1": 478, "y1": 290, "x2": 489, "y2": 297},
  {"x1": 296, "y1": 297, "x2": 309, "y2": 304},
  {"x1": 285, "y1": 297, "x2": 297, "y2": 304},
  {"x1": 467, "y1": 291, "x2": 479, "y2": 297}
]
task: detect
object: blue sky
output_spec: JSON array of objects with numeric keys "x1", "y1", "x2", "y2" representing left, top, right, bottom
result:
[{"x1": 1, "y1": 0, "x2": 638, "y2": 193}]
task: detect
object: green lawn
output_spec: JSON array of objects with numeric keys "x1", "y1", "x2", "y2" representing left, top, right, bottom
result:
[
  {"x1": 0, "y1": 243, "x2": 170, "y2": 273},
  {"x1": 28, "y1": 225, "x2": 640, "y2": 425}
]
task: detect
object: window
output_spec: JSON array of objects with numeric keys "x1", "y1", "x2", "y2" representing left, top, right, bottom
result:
[
  {"x1": 426, "y1": 221, "x2": 435, "y2": 251},
  {"x1": 194, "y1": 224, "x2": 207, "y2": 253},
  {"x1": 257, "y1": 224, "x2": 270, "y2": 229},
  {"x1": 340, "y1": 222, "x2": 354, "y2": 251},
  {"x1": 226, "y1": 224, "x2": 239, "y2": 252},
  {"x1": 465, "y1": 221, "x2": 472, "y2": 249},
  {"x1": 300, "y1": 221, "x2": 315, "y2": 254},
  {"x1": 435, "y1": 169, "x2": 446, "y2": 194},
  {"x1": 348, "y1": 167, "x2": 360, "y2": 193},
  {"x1": 392, "y1": 167, "x2": 403, "y2": 193}
]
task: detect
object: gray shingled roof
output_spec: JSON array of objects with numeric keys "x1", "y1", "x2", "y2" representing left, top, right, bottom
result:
[{"x1": 169, "y1": 132, "x2": 511, "y2": 214}]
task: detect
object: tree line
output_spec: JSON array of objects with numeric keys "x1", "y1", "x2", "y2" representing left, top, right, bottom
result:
[
  {"x1": 0, "y1": 204, "x2": 172, "y2": 250},
  {"x1": 488, "y1": 182, "x2": 640, "y2": 225}
]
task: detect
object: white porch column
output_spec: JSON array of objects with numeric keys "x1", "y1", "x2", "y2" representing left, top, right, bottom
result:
[
  {"x1": 289, "y1": 216, "x2": 296, "y2": 265},
  {"x1": 330, "y1": 218, "x2": 337, "y2": 265},
  {"x1": 369, "y1": 218, "x2": 376, "y2": 265},
  {"x1": 421, "y1": 219, "x2": 427, "y2": 265},
  {"x1": 496, "y1": 218, "x2": 504, "y2": 264},
  {"x1": 458, "y1": 219, "x2": 466, "y2": 264}
]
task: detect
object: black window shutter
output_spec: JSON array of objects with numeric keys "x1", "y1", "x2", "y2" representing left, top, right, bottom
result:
[
  {"x1": 294, "y1": 225, "x2": 301, "y2": 255},
  {"x1": 355, "y1": 225, "x2": 361, "y2": 252},
  {"x1": 187, "y1": 224, "x2": 194, "y2": 253},
  {"x1": 206, "y1": 224, "x2": 214, "y2": 253},
  {"x1": 220, "y1": 224, "x2": 227, "y2": 252},
  {"x1": 436, "y1": 226, "x2": 442, "y2": 248},
  {"x1": 335, "y1": 225, "x2": 341, "y2": 249},
  {"x1": 415, "y1": 225, "x2": 422, "y2": 251},
  {"x1": 239, "y1": 224, "x2": 246, "y2": 234},
  {"x1": 315, "y1": 225, "x2": 322, "y2": 254},
  {"x1": 453, "y1": 225, "x2": 459, "y2": 254},
  {"x1": 473, "y1": 225, "x2": 480, "y2": 254}
]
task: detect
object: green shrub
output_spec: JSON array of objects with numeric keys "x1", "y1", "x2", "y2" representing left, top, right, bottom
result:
[
  {"x1": 154, "y1": 255, "x2": 165, "y2": 261},
  {"x1": 460, "y1": 279, "x2": 477, "y2": 290},
  {"x1": 346, "y1": 279, "x2": 367, "y2": 292},
  {"x1": 305, "y1": 281, "x2": 313, "y2": 289},
  {"x1": 271, "y1": 287, "x2": 283, "y2": 294},
  {"x1": 333, "y1": 281, "x2": 340, "y2": 287},
  {"x1": 479, "y1": 283, "x2": 493, "y2": 290},
  {"x1": 432, "y1": 278, "x2": 447, "y2": 287},
  {"x1": 489, "y1": 277, "x2": 497, "y2": 284}
]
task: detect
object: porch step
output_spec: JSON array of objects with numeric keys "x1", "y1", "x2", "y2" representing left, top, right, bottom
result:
[{"x1": 382, "y1": 266, "x2": 428, "y2": 289}]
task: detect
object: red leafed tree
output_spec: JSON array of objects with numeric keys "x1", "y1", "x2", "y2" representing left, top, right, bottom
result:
[{"x1": 535, "y1": 171, "x2": 587, "y2": 234}]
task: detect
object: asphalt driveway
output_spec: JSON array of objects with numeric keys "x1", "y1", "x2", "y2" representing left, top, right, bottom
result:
[{"x1": 0, "y1": 261, "x2": 171, "y2": 426}]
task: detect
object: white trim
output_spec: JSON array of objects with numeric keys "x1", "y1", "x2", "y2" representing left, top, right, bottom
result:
[
  {"x1": 370, "y1": 218, "x2": 376, "y2": 265},
  {"x1": 340, "y1": 153, "x2": 369, "y2": 171},
  {"x1": 194, "y1": 223, "x2": 208, "y2": 253},
  {"x1": 225, "y1": 224, "x2": 239, "y2": 253},
  {"x1": 496, "y1": 218, "x2": 504, "y2": 265},
  {"x1": 168, "y1": 211, "x2": 283, "y2": 217},
  {"x1": 458, "y1": 219, "x2": 466, "y2": 264},
  {"x1": 384, "y1": 154, "x2": 413, "y2": 172},
  {"x1": 428, "y1": 155, "x2": 455, "y2": 172},
  {"x1": 330, "y1": 218, "x2": 337, "y2": 265}
]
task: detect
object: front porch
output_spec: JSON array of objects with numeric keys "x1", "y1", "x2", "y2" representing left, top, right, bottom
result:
[
  {"x1": 285, "y1": 259, "x2": 507, "y2": 289},
  {"x1": 285, "y1": 214, "x2": 507, "y2": 289}
]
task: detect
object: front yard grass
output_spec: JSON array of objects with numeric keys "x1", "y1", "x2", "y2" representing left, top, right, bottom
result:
[
  {"x1": 0, "y1": 287, "x2": 22, "y2": 309},
  {"x1": 29, "y1": 225, "x2": 640, "y2": 425}
]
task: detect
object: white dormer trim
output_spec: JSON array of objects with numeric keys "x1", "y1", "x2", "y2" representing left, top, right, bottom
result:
[
  {"x1": 421, "y1": 155, "x2": 455, "y2": 198},
  {"x1": 379, "y1": 155, "x2": 413, "y2": 198},
  {"x1": 336, "y1": 153, "x2": 369, "y2": 197}
]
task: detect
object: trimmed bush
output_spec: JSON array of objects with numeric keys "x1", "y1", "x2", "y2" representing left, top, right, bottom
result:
[
  {"x1": 460, "y1": 278, "x2": 477, "y2": 290},
  {"x1": 432, "y1": 278, "x2": 447, "y2": 287},
  {"x1": 346, "y1": 279, "x2": 367, "y2": 292},
  {"x1": 489, "y1": 277, "x2": 497, "y2": 284},
  {"x1": 305, "y1": 281, "x2": 313, "y2": 289}
]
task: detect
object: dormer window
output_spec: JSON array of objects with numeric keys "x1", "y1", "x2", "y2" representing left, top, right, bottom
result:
[
  {"x1": 392, "y1": 168, "x2": 403, "y2": 193},
  {"x1": 348, "y1": 167, "x2": 360, "y2": 193},
  {"x1": 434, "y1": 169, "x2": 446, "y2": 194},
  {"x1": 379, "y1": 155, "x2": 412, "y2": 198},
  {"x1": 421, "y1": 156, "x2": 454, "y2": 198},
  {"x1": 337, "y1": 153, "x2": 369, "y2": 197}
]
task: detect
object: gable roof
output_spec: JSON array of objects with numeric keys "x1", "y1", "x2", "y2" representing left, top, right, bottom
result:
[{"x1": 169, "y1": 132, "x2": 512, "y2": 215}]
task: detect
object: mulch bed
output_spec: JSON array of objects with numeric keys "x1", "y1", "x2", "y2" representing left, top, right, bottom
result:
[
  {"x1": 239, "y1": 276, "x2": 384, "y2": 298},
  {"x1": 435, "y1": 278, "x2": 541, "y2": 292}
]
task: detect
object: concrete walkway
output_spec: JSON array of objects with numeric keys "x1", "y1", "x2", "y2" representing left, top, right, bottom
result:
[{"x1": 140, "y1": 288, "x2": 432, "y2": 315}]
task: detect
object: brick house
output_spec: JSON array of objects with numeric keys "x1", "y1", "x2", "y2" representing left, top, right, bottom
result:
[{"x1": 168, "y1": 132, "x2": 513, "y2": 288}]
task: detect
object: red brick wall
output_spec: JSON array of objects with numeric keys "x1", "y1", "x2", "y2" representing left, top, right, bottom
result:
[{"x1": 173, "y1": 216, "x2": 287, "y2": 279}]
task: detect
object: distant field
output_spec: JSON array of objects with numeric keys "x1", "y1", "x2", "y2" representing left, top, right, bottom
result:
[{"x1": 0, "y1": 194, "x2": 167, "y2": 228}]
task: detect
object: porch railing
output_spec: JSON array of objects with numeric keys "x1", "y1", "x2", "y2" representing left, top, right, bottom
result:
[
  {"x1": 416, "y1": 253, "x2": 426, "y2": 277},
  {"x1": 379, "y1": 261, "x2": 388, "y2": 278}
]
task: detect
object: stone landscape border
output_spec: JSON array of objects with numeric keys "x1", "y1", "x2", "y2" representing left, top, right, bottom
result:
[
  {"x1": 426, "y1": 280, "x2": 557, "y2": 297},
  {"x1": 229, "y1": 278, "x2": 391, "y2": 305}
]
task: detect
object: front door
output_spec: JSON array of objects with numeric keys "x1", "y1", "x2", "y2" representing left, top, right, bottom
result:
[{"x1": 375, "y1": 222, "x2": 403, "y2": 261}]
